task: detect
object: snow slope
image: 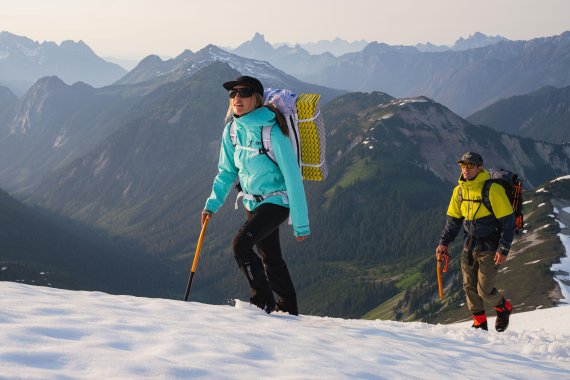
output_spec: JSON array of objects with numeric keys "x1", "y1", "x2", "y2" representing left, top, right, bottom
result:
[{"x1": 0, "y1": 282, "x2": 569, "y2": 379}]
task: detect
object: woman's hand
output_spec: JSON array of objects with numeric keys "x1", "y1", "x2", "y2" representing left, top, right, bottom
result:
[{"x1": 201, "y1": 210, "x2": 212, "y2": 226}]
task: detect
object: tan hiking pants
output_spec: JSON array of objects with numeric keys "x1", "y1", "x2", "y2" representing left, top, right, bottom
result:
[{"x1": 460, "y1": 250, "x2": 503, "y2": 313}]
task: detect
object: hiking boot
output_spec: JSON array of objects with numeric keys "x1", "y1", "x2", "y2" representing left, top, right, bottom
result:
[
  {"x1": 494, "y1": 298, "x2": 512, "y2": 332},
  {"x1": 275, "y1": 299, "x2": 299, "y2": 316},
  {"x1": 471, "y1": 312, "x2": 488, "y2": 331},
  {"x1": 250, "y1": 288, "x2": 276, "y2": 314},
  {"x1": 472, "y1": 321, "x2": 488, "y2": 331},
  {"x1": 263, "y1": 294, "x2": 276, "y2": 314}
]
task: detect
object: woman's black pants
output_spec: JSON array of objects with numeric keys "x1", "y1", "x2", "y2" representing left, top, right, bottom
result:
[{"x1": 232, "y1": 203, "x2": 298, "y2": 315}]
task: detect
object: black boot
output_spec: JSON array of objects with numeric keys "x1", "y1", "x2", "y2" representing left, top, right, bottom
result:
[
  {"x1": 251, "y1": 288, "x2": 276, "y2": 314},
  {"x1": 262, "y1": 256, "x2": 298, "y2": 315},
  {"x1": 471, "y1": 311, "x2": 488, "y2": 331},
  {"x1": 236, "y1": 256, "x2": 275, "y2": 314},
  {"x1": 275, "y1": 297, "x2": 298, "y2": 316},
  {"x1": 494, "y1": 298, "x2": 512, "y2": 332}
]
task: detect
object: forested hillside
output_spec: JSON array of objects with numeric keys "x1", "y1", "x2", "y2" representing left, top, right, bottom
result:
[
  {"x1": 0, "y1": 188, "x2": 180, "y2": 296},
  {"x1": 467, "y1": 85, "x2": 570, "y2": 143}
]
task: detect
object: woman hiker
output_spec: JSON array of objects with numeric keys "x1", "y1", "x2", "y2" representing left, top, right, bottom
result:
[{"x1": 202, "y1": 75, "x2": 310, "y2": 315}]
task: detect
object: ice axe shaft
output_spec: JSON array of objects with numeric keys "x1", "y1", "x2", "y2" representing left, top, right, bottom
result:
[
  {"x1": 184, "y1": 216, "x2": 210, "y2": 301},
  {"x1": 436, "y1": 252, "x2": 448, "y2": 300},
  {"x1": 436, "y1": 259, "x2": 444, "y2": 300}
]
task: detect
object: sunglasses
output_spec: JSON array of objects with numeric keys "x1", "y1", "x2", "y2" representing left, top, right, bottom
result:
[
  {"x1": 459, "y1": 163, "x2": 477, "y2": 169},
  {"x1": 228, "y1": 88, "x2": 254, "y2": 99}
]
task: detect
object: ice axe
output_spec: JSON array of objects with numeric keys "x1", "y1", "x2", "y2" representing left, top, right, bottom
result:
[
  {"x1": 183, "y1": 215, "x2": 210, "y2": 301},
  {"x1": 436, "y1": 251, "x2": 449, "y2": 300}
]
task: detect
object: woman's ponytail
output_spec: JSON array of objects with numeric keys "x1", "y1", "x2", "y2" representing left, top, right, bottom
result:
[{"x1": 265, "y1": 104, "x2": 289, "y2": 136}]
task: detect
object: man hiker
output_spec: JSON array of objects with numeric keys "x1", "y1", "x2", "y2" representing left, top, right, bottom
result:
[{"x1": 436, "y1": 152, "x2": 515, "y2": 332}]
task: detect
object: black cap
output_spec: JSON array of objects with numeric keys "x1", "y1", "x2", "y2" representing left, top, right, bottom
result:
[
  {"x1": 223, "y1": 76, "x2": 264, "y2": 96},
  {"x1": 457, "y1": 152, "x2": 483, "y2": 165}
]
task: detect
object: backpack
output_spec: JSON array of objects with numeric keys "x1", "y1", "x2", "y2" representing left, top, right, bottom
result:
[
  {"x1": 485, "y1": 169, "x2": 524, "y2": 233},
  {"x1": 458, "y1": 168, "x2": 524, "y2": 234},
  {"x1": 229, "y1": 88, "x2": 328, "y2": 181}
]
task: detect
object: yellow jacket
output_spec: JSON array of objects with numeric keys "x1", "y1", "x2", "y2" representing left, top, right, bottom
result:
[
  {"x1": 447, "y1": 170, "x2": 514, "y2": 221},
  {"x1": 439, "y1": 169, "x2": 515, "y2": 255}
]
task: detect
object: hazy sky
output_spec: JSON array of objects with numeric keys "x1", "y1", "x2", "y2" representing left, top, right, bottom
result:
[{"x1": 2, "y1": 0, "x2": 570, "y2": 60}]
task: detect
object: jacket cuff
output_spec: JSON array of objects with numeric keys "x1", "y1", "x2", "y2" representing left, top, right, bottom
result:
[
  {"x1": 205, "y1": 199, "x2": 221, "y2": 214},
  {"x1": 294, "y1": 226, "x2": 310, "y2": 237},
  {"x1": 497, "y1": 245, "x2": 510, "y2": 256}
]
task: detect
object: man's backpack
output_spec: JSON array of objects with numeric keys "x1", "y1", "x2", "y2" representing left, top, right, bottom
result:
[
  {"x1": 457, "y1": 168, "x2": 524, "y2": 233},
  {"x1": 230, "y1": 88, "x2": 328, "y2": 181},
  {"x1": 483, "y1": 169, "x2": 524, "y2": 234}
]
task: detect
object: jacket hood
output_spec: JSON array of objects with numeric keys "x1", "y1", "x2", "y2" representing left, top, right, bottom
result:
[
  {"x1": 458, "y1": 169, "x2": 490, "y2": 188},
  {"x1": 233, "y1": 106, "x2": 276, "y2": 131}
]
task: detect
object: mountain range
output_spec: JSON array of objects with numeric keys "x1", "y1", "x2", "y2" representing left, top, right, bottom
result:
[
  {"x1": 115, "y1": 44, "x2": 343, "y2": 102},
  {"x1": 449, "y1": 32, "x2": 509, "y2": 51},
  {"x1": 282, "y1": 36, "x2": 369, "y2": 56},
  {"x1": 0, "y1": 76, "x2": 142, "y2": 192},
  {"x1": 0, "y1": 31, "x2": 126, "y2": 95},
  {"x1": 467, "y1": 85, "x2": 570, "y2": 144},
  {"x1": 3, "y1": 28, "x2": 569, "y2": 120},
  {"x1": 1, "y1": 30, "x2": 569, "y2": 320},
  {"x1": 0, "y1": 45, "x2": 344, "y2": 194},
  {"x1": 247, "y1": 32, "x2": 508, "y2": 56},
  {"x1": 231, "y1": 31, "x2": 570, "y2": 116},
  {"x1": 414, "y1": 32, "x2": 508, "y2": 52}
]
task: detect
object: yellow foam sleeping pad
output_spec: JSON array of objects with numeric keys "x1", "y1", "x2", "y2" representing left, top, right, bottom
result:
[{"x1": 296, "y1": 93, "x2": 328, "y2": 181}]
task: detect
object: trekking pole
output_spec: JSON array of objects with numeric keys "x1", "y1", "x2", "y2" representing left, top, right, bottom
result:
[{"x1": 183, "y1": 215, "x2": 210, "y2": 301}]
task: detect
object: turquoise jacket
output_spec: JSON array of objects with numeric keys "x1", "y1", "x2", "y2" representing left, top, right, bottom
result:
[{"x1": 205, "y1": 106, "x2": 310, "y2": 237}]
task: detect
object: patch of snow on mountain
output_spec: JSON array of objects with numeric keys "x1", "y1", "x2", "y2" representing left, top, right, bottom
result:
[
  {"x1": 398, "y1": 97, "x2": 428, "y2": 106},
  {"x1": 553, "y1": 200, "x2": 570, "y2": 304},
  {"x1": 17, "y1": 42, "x2": 40, "y2": 58},
  {"x1": 553, "y1": 232, "x2": 570, "y2": 304},
  {"x1": 552, "y1": 175, "x2": 570, "y2": 182},
  {"x1": 93, "y1": 151, "x2": 109, "y2": 176},
  {"x1": 53, "y1": 132, "x2": 68, "y2": 149}
]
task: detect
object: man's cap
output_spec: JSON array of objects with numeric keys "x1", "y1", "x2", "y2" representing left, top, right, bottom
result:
[
  {"x1": 223, "y1": 76, "x2": 264, "y2": 96},
  {"x1": 457, "y1": 151, "x2": 483, "y2": 165}
]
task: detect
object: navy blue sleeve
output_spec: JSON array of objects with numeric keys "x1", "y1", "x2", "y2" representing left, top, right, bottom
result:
[
  {"x1": 438, "y1": 216, "x2": 464, "y2": 246},
  {"x1": 497, "y1": 213, "x2": 515, "y2": 255}
]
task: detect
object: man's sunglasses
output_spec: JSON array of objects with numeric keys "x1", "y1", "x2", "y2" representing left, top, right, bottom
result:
[
  {"x1": 229, "y1": 88, "x2": 254, "y2": 99},
  {"x1": 459, "y1": 163, "x2": 477, "y2": 169}
]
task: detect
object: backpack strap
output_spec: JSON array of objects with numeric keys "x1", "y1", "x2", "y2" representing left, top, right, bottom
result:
[
  {"x1": 230, "y1": 120, "x2": 270, "y2": 157},
  {"x1": 233, "y1": 182, "x2": 289, "y2": 210},
  {"x1": 297, "y1": 109, "x2": 321, "y2": 123},
  {"x1": 481, "y1": 179, "x2": 494, "y2": 215},
  {"x1": 457, "y1": 181, "x2": 494, "y2": 214},
  {"x1": 261, "y1": 125, "x2": 277, "y2": 165},
  {"x1": 229, "y1": 120, "x2": 237, "y2": 146}
]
